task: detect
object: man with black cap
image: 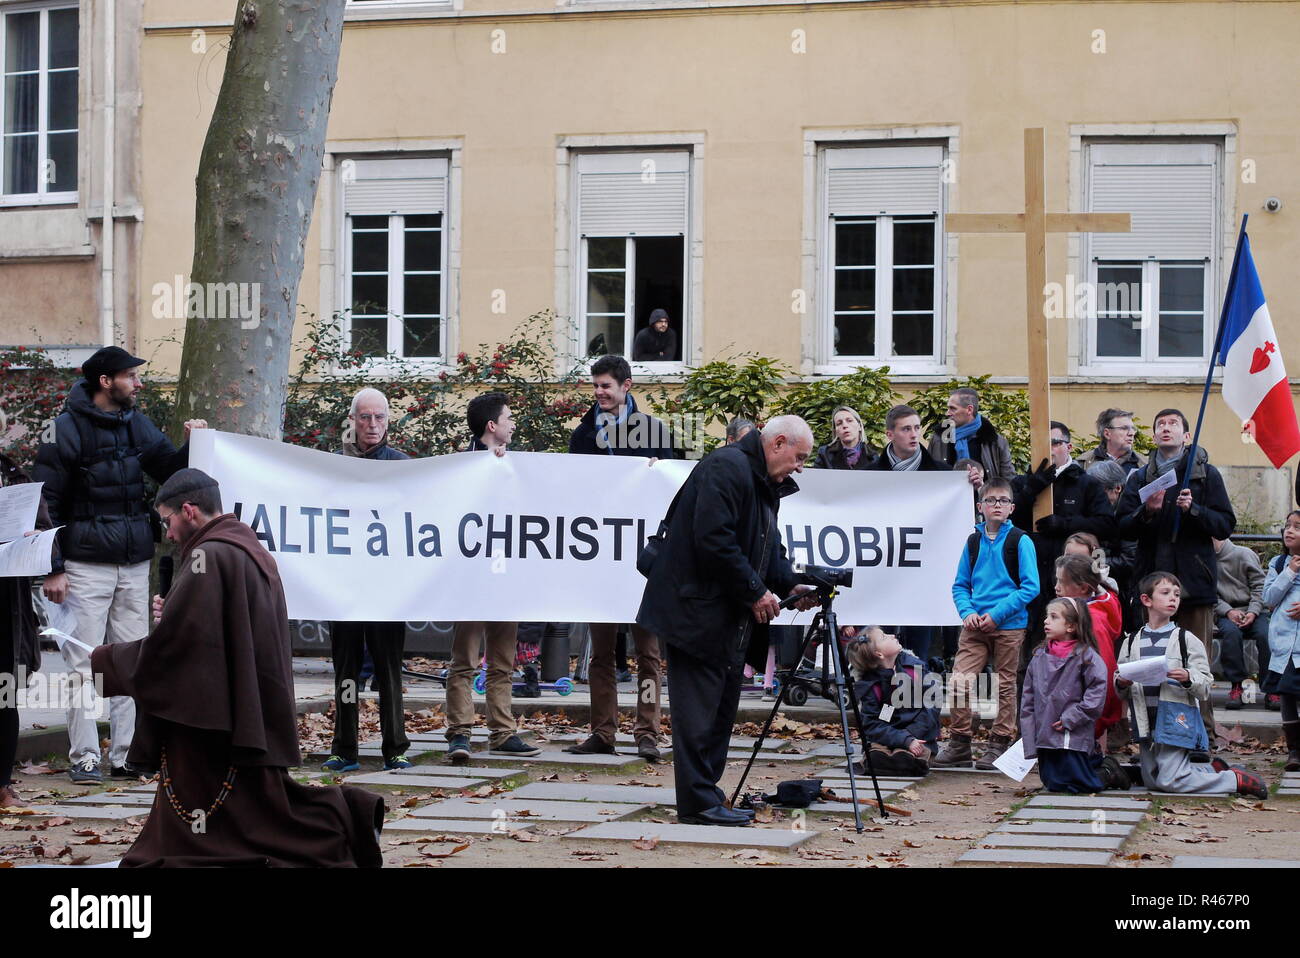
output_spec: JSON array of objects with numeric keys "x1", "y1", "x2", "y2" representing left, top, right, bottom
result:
[
  {"x1": 34, "y1": 345, "x2": 207, "y2": 784},
  {"x1": 90, "y1": 468, "x2": 384, "y2": 866}
]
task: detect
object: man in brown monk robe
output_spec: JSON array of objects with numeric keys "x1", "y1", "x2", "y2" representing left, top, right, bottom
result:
[{"x1": 91, "y1": 469, "x2": 385, "y2": 867}]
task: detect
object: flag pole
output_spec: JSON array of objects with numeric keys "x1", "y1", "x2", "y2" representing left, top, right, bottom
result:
[{"x1": 1172, "y1": 213, "x2": 1249, "y2": 542}]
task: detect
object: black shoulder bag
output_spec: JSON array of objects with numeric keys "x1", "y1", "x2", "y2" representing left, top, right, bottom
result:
[{"x1": 636, "y1": 481, "x2": 688, "y2": 579}]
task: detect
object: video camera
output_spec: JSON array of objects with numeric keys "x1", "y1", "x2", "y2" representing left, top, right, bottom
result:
[{"x1": 791, "y1": 561, "x2": 853, "y2": 590}]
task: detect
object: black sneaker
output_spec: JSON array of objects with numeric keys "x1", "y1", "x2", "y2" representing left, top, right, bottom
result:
[
  {"x1": 563, "y1": 734, "x2": 616, "y2": 755},
  {"x1": 447, "y1": 734, "x2": 472, "y2": 763},
  {"x1": 490, "y1": 735, "x2": 541, "y2": 757},
  {"x1": 109, "y1": 763, "x2": 151, "y2": 779}
]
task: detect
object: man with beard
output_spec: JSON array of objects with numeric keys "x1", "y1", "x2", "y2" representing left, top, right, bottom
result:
[
  {"x1": 34, "y1": 346, "x2": 206, "y2": 784},
  {"x1": 91, "y1": 469, "x2": 384, "y2": 866}
]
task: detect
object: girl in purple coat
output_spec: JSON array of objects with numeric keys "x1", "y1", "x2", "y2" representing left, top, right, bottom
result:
[{"x1": 1021, "y1": 597, "x2": 1109, "y2": 793}]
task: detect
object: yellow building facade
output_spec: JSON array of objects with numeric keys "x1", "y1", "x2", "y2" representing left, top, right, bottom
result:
[{"x1": 4, "y1": 0, "x2": 1298, "y2": 502}]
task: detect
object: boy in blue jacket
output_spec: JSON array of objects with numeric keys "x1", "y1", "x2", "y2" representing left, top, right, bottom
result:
[{"x1": 935, "y1": 476, "x2": 1039, "y2": 769}]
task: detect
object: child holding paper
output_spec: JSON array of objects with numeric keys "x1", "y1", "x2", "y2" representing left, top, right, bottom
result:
[
  {"x1": 1020, "y1": 597, "x2": 1109, "y2": 793},
  {"x1": 1115, "y1": 572, "x2": 1268, "y2": 797}
]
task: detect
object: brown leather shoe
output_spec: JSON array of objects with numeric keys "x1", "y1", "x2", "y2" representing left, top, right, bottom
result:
[
  {"x1": 636, "y1": 737, "x2": 661, "y2": 761},
  {"x1": 563, "y1": 734, "x2": 616, "y2": 755}
]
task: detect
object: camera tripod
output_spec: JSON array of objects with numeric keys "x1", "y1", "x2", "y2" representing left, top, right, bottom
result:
[{"x1": 729, "y1": 581, "x2": 886, "y2": 833}]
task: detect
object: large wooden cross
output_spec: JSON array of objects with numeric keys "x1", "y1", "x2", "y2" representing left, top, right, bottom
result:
[{"x1": 946, "y1": 128, "x2": 1131, "y2": 521}]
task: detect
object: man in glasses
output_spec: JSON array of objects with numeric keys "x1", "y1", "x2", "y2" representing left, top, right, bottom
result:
[
  {"x1": 1084, "y1": 407, "x2": 1146, "y2": 476},
  {"x1": 322, "y1": 388, "x2": 413, "y2": 773}
]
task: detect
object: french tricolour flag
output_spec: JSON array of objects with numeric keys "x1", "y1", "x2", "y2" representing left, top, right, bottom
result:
[{"x1": 1218, "y1": 232, "x2": 1300, "y2": 469}]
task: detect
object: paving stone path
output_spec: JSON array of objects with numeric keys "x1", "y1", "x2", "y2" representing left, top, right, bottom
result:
[
  {"x1": 407, "y1": 797, "x2": 648, "y2": 823},
  {"x1": 958, "y1": 793, "x2": 1154, "y2": 867},
  {"x1": 1277, "y1": 771, "x2": 1300, "y2": 797},
  {"x1": 1172, "y1": 854, "x2": 1300, "y2": 868},
  {"x1": 562, "y1": 820, "x2": 814, "y2": 850}
]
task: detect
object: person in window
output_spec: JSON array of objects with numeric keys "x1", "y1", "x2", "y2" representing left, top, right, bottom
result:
[
  {"x1": 632, "y1": 309, "x2": 677, "y2": 362},
  {"x1": 814, "y1": 405, "x2": 875, "y2": 470}
]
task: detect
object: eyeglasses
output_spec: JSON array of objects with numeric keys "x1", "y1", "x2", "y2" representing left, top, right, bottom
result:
[
  {"x1": 157, "y1": 510, "x2": 177, "y2": 528},
  {"x1": 980, "y1": 497, "x2": 1013, "y2": 506},
  {"x1": 1050, "y1": 438, "x2": 1069, "y2": 446},
  {"x1": 1106, "y1": 424, "x2": 1137, "y2": 433}
]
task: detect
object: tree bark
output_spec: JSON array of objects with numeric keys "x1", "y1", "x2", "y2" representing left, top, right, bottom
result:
[{"x1": 171, "y1": 0, "x2": 347, "y2": 440}]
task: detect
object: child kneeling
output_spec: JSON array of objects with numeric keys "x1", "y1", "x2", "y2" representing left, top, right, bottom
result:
[
  {"x1": 849, "y1": 627, "x2": 940, "y2": 777},
  {"x1": 1021, "y1": 597, "x2": 1111, "y2": 793},
  {"x1": 1115, "y1": 572, "x2": 1268, "y2": 798}
]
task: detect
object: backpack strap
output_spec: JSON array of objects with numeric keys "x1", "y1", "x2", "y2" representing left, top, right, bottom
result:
[
  {"x1": 1274, "y1": 554, "x2": 1287, "y2": 575},
  {"x1": 1176, "y1": 627, "x2": 1189, "y2": 672},
  {"x1": 966, "y1": 527, "x2": 1023, "y2": 585},
  {"x1": 1002, "y1": 527, "x2": 1024, "y2": 585}
]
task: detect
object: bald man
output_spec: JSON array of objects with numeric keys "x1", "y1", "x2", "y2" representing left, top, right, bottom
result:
[{"x1": 636, "y1": 416, "x2": 819, "y2": 825}]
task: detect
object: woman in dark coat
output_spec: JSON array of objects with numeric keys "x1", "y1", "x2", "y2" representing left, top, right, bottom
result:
[
  {"x1": 814, "y1": 405, "x2": 876, "y2": 470},
  {"x1": 1, "y1": 452, "x2": 52, "y2": 807}
]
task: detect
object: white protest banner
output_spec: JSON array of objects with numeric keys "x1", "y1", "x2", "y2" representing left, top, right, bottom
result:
[{"x1": 189, "y1": 430, "x2": 970, "y2": 624}]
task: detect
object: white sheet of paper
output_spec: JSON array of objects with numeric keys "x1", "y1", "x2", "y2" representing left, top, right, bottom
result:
[
  {"x1": 992, "y1": 738, "x2": 1037, "y2": 781},
  {"x1": 0, "y1": 525, "x2": 59, "y2": 577},
  {"x1": 1137, "y1": 468, "x2": 1179, "y2": 504},
  {"x1": 41, "y1": 626, "x2": 95, "y2": 654},
  {"x1": 1118, "y1": 657, "x2": 1171, "y2": 685},
  {"x1": 0, "y1": 482, "x2": 42, "y2": 543}
]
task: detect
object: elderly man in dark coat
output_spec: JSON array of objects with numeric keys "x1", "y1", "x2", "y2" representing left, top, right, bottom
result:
[
  {"x1": 91, "y1": 469, "x2": 384, "y2": 867},
  {"x1": 637, "y1": 416, "x2": 818, "y2": 826}
]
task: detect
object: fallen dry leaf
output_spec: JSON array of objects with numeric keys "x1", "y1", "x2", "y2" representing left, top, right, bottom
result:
[
  {"x1": 510, "y1": 830, "x2": 539, "y2": 843},
  {"x1": 419, "y1": 842, "x2": 470, "y2": 859},
  {"x1": 934, "y1": 833, "x2": 976, "y2": 841},
  {"x1": 631, "y1": 836, "x2": 660, "y2": 851},
  {"x1": 724, "y1": 848, "x2": 780, "y2": 865}
]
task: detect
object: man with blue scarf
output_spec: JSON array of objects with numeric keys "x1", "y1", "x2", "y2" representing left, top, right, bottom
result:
[
  {"x1": 929, "y1": 387, "x2": 1016, "y2": 481},
  {"x1": 567, "y1": 355, "x2": 681, "y2": 758}
]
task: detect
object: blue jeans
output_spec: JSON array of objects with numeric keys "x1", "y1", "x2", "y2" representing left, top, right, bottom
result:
[{"x1": 1216, "y1": 612, "x2": 1271, "y2": 683}]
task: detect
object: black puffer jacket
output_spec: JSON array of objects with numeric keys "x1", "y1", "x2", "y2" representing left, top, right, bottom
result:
[
  {"x1": 33, "y1": 381, "x2": 189, "y2": 568},
  {"x1": 636, "y1": 428, "x2": 797, "y2": 669},
  {"x1": 1116, "y1": 448, "x2": 1235, "y2": 607}
]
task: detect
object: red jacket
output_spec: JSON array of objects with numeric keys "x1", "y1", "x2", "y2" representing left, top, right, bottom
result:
[{"x1": 1087, "y1": 588, "x2": 1124, "y2": 736}]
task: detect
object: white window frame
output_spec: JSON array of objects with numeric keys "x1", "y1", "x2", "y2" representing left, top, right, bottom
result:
[
  {"x1": 1071, "y1": 131, "x2": 1231, "y2": 380},
  {"x1": 815, "y1": 142, "x2": 947, "y2": 375},
  {"x1": 564, "y1": 145, "x2": 697, "y2": 374},
  {"x1": 336, "y1": 154, "x2": 451, "y2": 372},
  {"x1": 0, "y1": 1, "x2": 78, "y2": 207}
]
